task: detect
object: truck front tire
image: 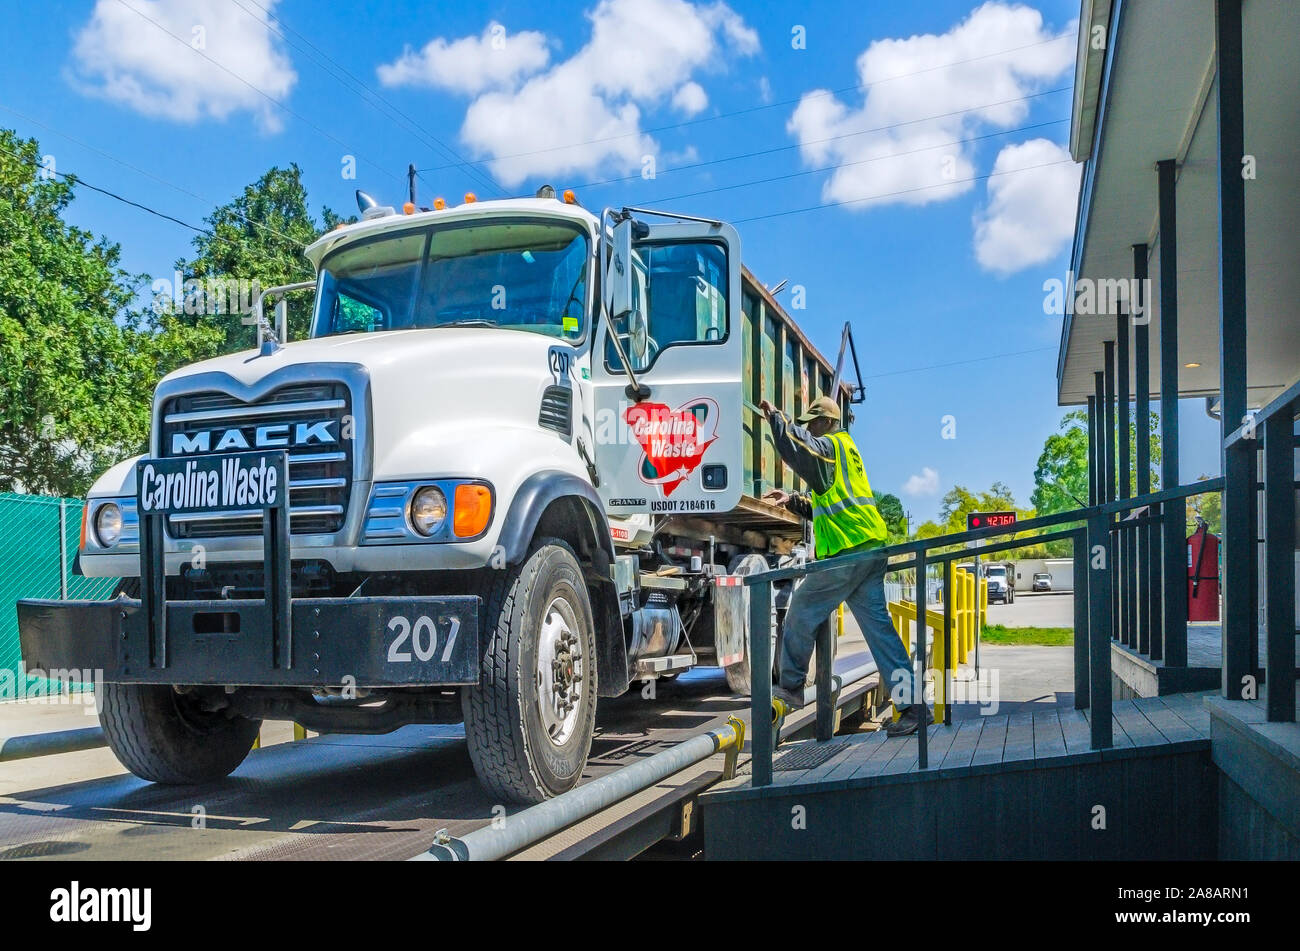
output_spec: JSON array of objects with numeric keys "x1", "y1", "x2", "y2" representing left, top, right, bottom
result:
[
  {"x1": 99, "y1": 683, "x2": 261, "y2": 784},
  {"x1": 463, "y1": 540, "x2": 598, "y2": 804}
]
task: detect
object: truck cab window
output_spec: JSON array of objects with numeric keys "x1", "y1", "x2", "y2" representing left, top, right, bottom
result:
[
  {"x1": 606, "y1": 240, "x2": 728, "y2": 372},
  {"x1": 313, "y1": 220, "x2": 590, "y2": 341}
]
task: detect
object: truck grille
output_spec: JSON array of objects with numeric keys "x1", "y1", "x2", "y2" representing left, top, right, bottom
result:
[{"x1": 159, "y1": 382, "x2": 353, "y2": 538}]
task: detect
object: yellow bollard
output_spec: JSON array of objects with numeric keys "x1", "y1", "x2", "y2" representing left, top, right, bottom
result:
[
  {"x1": 932, "y1": 619, "x2": 946, "y2": 724},
  {"x1": 960, "y1": 570, "x2": 972, "y2": 663},
  {"x1": 886, "y1": 599, "x2": 916, "y2": 723}
]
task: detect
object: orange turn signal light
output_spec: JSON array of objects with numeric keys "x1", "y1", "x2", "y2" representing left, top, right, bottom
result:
[
  {"x1": 433, "y1": 197, "x2": 446, "y2": 210},
  {"x1": 453, "y1": 484, "x2": 492, "y2": 537},
  {"x1": 563, "y1": 189, "x2": 577, "y2": 204},
  {"x1": 78, "y1": 501, "x2": 89, "y2": 551},
  {"x1": 402, "y1": 201, "x2": 415, "y2": 215},
  {"x1": 464, "y1": 192, "x2": 477, "y2": 204}
]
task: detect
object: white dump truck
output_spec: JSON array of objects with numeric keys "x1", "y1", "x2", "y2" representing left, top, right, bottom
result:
[{"x1": 18, "y1": 186, "x2": 860, "y2": 803}]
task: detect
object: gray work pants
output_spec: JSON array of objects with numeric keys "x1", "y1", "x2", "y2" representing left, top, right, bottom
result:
[{"x1": 778, "y1": 550, "x2": 918, "y2": 708}]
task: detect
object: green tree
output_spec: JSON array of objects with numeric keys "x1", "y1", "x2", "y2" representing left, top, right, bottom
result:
[
  {"x1": 875, "y1": 491, "x2": 907, "y2": 541},
  {"x1": 0, "y1": 130, "x2": 174, "y2": 495},
  {"x1": 170, "y1": 164, "x2": 348, "y2": 355},
  {"x1": 1032, "y1": 409, "x2": 1162, "y2": 517},
  {"x1": 1189, "y1": 474, "x2": 1222, "y2": 536},
  {"x1": 939, "y1": 481, "x2": 1017, "y2": 532}
]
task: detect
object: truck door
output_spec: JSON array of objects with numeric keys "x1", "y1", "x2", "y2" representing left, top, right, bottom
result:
[{"x1": 594, "y1": 215, "x2": 743, "y2": 517}]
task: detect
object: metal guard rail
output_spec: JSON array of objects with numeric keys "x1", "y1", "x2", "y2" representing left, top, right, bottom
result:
[
  {"x1": 1224, "y1": 384, "x2": 1298, "y2": 724},
  {"x1": 746, "y1": 478, "x2": 1226, "y2": 787}
]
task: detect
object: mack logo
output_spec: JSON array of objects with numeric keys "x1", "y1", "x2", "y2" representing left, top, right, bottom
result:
[{"x1": 171, "y1": 420, "x2": 337, "y2": 455}]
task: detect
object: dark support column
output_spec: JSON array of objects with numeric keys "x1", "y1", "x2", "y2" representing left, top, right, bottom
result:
[
  {"x1": 1134, "y1": 244, "x2": 1153, "y2": 656},
  {"x1": 1104, "y1": 341, "x2": 1117, "y2": 641},
  {"x1": 1157, "y1": 159, "x2": 1187, "y2": 667},
  {"x1": 1094, "y1": 372, "x2": 1107, "y2": 511},
  {"x1": 1216, "y1": 0, "x2": 1255, "y2": 699},
  {"x1": 1117, "y1": 314, "x2": 1134, "y2": 647},
  {"x1": 1088, "y1": 512, "x2": 1113, "y2": 749},
  {"x1": 1087, "y1": 395, "x2": 1098, "y2": 507},
  {"x1": 1263, "y1": 414, "x2": 1296, "y2": 722},
  {"x1": 1074, "y1": 536, "x2": 1090, "y2": 709}
]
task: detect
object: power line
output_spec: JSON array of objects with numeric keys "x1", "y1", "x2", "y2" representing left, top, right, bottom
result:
[
  {"x1": 639, "y1": 117, "x2": 1068, "y2": 207},
  {"x1": 0, "y1": 140, "x2": 230, "y2": 241},
  {"x1": 0, "y1": 104, "x2": 304, "y2": 250},
  {"x1": 732, "y1": 157, "x2": 1075, "y2": 224},
  {"x1": 111, "y1": 0, "x2": 402, "y2": 185},
  {"x1": 865, "y1": 347, "x2": 1057, "y2": 380},
  {"x1": 225, "y1": 0, "x2": 506, "y2": 198},
  {"x1": 417, "y1": 32, "x2": 1075, "y2": 173},
  {"x1": 561, "y1": 86, "x2": 1070, "y2": 194}
]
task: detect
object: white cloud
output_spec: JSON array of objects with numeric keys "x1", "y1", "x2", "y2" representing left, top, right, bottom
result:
[
  {"x1": 903, "y1": 467, "x2": 940, "y2": 496},
  {"x1": 973, "y1": 138, "x2": 1080, "y2": 275},
  {"x1": 672, "y1": 81, "x2": 709, "y2": 116},
  {"x1": 786, "y1": 2, "x2": 1073, "y2": 210},
  {"x1": 381, "y1": 0, "x2": 758, "y2": 187},
  {"x1": 69, "y1": 0, "x2": 296, "y2": 133},
  {"x1": 376, "y1": 22, "x2": 550, "y2": 95}
]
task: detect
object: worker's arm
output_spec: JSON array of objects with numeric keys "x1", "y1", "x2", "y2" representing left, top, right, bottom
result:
[
  {"x1": 759, "y1": 403, "x2": 836, "y2": 494},
  {"x1": 784, "y1": 492, "x2": 813, "y2": 520}
]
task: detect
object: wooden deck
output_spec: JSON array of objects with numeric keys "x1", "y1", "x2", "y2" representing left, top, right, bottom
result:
[
  {"x1": 701, "y1": 693, "x2": 1220, "y2": 860},
  {"x1": 755, "y1": 693, "x2": 1211, "y2": 789}
]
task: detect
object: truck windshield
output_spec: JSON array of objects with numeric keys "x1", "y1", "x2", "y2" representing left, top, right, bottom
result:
[{"x1": 312, "y1": 218, "x2": 590, "y2": 340}]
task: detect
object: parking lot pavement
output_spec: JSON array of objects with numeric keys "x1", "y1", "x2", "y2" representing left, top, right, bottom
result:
[{"x1": 984, "y1": 591, "x2": 1075, "y2": 628}]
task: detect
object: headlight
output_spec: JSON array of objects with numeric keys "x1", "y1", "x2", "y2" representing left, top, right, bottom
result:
[
  {"x1": 409, "y1": 486, "x2": 447, "y2": 536},
  {"x1": 94, "y1": 502, "x2": 123, "y2": 547}
]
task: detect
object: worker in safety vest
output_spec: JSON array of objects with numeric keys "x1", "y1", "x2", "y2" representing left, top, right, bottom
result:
[{"x1": 760, "y1": 395, "x2": 930, "y2": 737}]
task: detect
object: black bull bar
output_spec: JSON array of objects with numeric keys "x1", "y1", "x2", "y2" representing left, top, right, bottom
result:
[{"x1": 17, "y1": 451, "x2": 480, "y2": 687}]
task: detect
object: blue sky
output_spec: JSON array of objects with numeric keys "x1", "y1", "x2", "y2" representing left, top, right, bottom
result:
[{"x1": 0, "y1": 0, "x2": 1222, "y2": 522}]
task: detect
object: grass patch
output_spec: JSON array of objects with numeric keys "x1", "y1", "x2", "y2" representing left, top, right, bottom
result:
[{"x1": 980, "y1": 624, "x2": 1074, "y2": 647}]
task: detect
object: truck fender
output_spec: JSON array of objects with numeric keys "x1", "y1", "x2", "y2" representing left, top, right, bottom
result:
[{"x1": 497, "y1": 470, "x2": 628, "y2": 698}]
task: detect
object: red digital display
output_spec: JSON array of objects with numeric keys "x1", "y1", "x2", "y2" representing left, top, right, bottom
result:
[{"x1": 968, "y1": 511, "x2": 1017, "y2": 530}]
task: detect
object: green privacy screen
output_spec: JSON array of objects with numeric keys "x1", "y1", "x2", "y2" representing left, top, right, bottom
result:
[{"x1": 0, "y1": 494, "x2": 119, "y2": 693}]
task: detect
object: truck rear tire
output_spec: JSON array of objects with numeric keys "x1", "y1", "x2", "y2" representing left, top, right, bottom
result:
[
  {"x1": 99, "y1": 683, "x2": 261, "y2": 784},
  {"x1": 463, "y1": 540, "x2": 598, "y2": 805}
]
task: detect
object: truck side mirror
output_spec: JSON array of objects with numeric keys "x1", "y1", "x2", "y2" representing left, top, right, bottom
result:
[{"x1": 604, "y1": 216, "x2": 635, "y2": 321}]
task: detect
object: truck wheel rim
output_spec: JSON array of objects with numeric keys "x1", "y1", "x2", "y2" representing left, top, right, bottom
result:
[{"x1": 536, "y1": 597, "x2": 583, "y2": 746}]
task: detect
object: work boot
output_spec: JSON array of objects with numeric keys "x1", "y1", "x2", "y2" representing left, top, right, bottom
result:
[
  {"x1": 885, "y1": 705, "x2": 933, "y2": 737},
  {"x1": 771, "y1": 683, "x2": 806, "y2": 712}
]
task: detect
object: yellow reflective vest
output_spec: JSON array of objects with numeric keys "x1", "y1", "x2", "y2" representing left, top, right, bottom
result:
[{"x1": 810, "y1": 430, "x2": 888, "y2": 559}]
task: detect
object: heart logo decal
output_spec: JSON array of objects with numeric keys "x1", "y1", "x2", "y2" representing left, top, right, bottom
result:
[{"x1": 624, "y1": 398, "x2": 719, "y2": 497}]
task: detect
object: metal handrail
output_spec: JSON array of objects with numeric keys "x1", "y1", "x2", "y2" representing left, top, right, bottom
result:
[
  {"x1": 746, "y1": 478, "x2": 1225, "y2": 586},
  {"x1": 1224, "y1": 379, "x2": 1300, "y2": 450},
  {"x1": 746, "y1": 479, "x2": 1227, "y2": 787}
]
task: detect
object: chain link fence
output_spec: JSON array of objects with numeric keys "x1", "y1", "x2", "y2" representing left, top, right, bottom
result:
[{"x1": 0, "y1": 493, "x2": 119, "y2": 693}]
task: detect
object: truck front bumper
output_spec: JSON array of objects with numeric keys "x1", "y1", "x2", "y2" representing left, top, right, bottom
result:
[{"x1": 17, "y1": 595, "x2": 481, "y2": 687}]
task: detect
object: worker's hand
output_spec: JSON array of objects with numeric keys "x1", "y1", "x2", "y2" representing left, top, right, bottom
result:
[
  {"x1": 764, "y1": 488, "x2": 791, "y2": 507},
  {"x1": 758, "y1": 398, "x2": 776, "y2": 415}
]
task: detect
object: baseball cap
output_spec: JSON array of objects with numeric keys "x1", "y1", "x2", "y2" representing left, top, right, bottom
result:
[{"x1": 797, "y1": 396, "x2": 841, "y2": 423}]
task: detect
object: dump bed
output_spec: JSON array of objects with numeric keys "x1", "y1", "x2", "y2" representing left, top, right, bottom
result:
[{"x1": 668, "y1": 266, "x2": 855, "y2": 550}]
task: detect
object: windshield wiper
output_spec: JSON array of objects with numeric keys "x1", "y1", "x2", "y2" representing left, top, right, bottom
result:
[{"x1": 438, "y1": 318, "x2": 499, "y2": 328}]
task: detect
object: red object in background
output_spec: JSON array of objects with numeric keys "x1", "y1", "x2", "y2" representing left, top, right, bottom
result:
[
  {"x1": 967, "y1": 511, "x2": 1016, "y2": 530},
  {"x1": 1187, "y1": 524, "x2": 1221, "y2": 622}
]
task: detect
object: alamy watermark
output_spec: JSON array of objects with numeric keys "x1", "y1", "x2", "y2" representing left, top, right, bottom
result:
[
  {"x1": 151, "y1": 271, "x2": 261, "y2": 317},
  {"x1": 1, "y1": 663, "x2": 103, "y2": 712},
  {"x1": 1043, "y1": 270, "x2": 1151, "y2": 323}
]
